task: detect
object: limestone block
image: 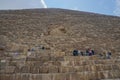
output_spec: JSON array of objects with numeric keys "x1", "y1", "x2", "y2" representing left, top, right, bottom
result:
[
  {"x1": 52, "y1": 61, "x2": 61, "y2": 66},
  {"x1": 21, "y1": 66, "x2": 30, "y2": 73},
  {"x1": 94, "y1": 71, "x2": 101, "y2": 80},
  {"x1": 87, "y1": 72, "x2": 98, "y2": 80},
  {"x1": 60, "y1": 61, "x2": 70, "y2": 66},
  {"x1": 68, "y1": 67, "x2": 76, "y2": 73},
  {"x1": 55, "y1": 57, "x2": 64, "y2": 61},
  {"x1": 91, "y1": 65, "x2": 97, "y2": 71},
  {"x1": 64, "y1": 56, "x2": 74, "y2": 61},
  {"x1": 112, "y1": 70, "x2": 120, "y2": 78},
  {"x1": 40, "y1": 56, "x2": 51, "y2": 62},
  {"x1": 0, "y1": 60, "x2": 6, "y2": 70},
  {"x1": 48, "y1": 66, "x2": 59, "y2": 73},
  {"x1": 39, "y1": 66, "x2": 49, "y2": 73},
  {"x1": 21, "y1": 74, "x2": 30, "y2": 80},
  {"x1": 102, "y1": 71, "x2": 113, "y2": 79},
  {"x1": 83, "y1": 72, "x2": 91, "y2": 80},
  {"x1": 95, "y1": 64, "x2": 103, "y2": 71},
  {"x1": 74, "y1": 61, "x2": 81, "y2": 66},
  {"x1": 30, "y1": 66, "x2": 40, "y2": 74},
  {"x1": 59, "y1": 66, "x2": 68, "y2": 73},
  {"x1": 83, "y1": 65, "x2": 91, "y2": 71},
  {"x1": 30, "y1": 74, "x2": 42, "y2": 80},
  {"x1": 53, "y1": 73, "x2": 69, "y2": 80},
  {"x1": 98, "y1": 71, "x2": 106, "y2": 79},
  {"x1": 103, "y1": 65, "x2": 112, "y2": 70},
  {"x1": 14, "y1": 73, "x2": 22, "y2": 80},
  {"x1": 89, "y1": 55, "x2": 98, "y2": 60},
  {"x1": 0, "y1": 74, "x2": 15, "y2": 80},
  {"x1": 26, "y1": 57, "x2": 40, "y2": 61},
  {"x1": 54, "y1": 51, "x2": 66, "y2": 57},
  {"x1": 43, "y1": 61, "x2": 61, "y2": 66},
  {"x1": 1, "y1": 59, "x2": 6, "y2": 63},
  {"x1": 14, "y1": 73, "x2": 30, "y2": 80},
  {"x1": 4, "y1": 66, "x2": 16, "y2": 74},
  {"x1": 70, "y1": 73, "x2": 84, "y2": 80},
  {"x1": 74, "y1": 66, "x2": 84, "y2": 72},
  {"x1": 42, "y1": 74, "x2": 52, "y2": 80},
  {"x1": 112, "y1": 64, "x2": 119, "y2": 70}
]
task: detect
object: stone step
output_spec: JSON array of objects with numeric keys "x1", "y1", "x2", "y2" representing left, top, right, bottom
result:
[
  {"x1": 2, "y1": 64, "x2": 119, "y2": 74},
  {"x1": 25, "y1": 59, "x2": 120, "y2": 67},
  {"x1": 60, "y1": 60, "x2": 117, "y2": 66},
  {"x1": 26, "y1": 56, "x2": 98, "y2": 62},
  {"x1": 63, "y1": 56, "x2": 114, "y2": 61},
  {"x1": 26, "y1": 56, "x2": 64, "y2": 61},
  {"x1": 0, "y1": 66, "x2": 17, "y2": 74},
  {"x1": 26, "y1": 56, "x2": 118, "y2": 62},
  {"x1": 29, "y1": 50, "x2": 51, "y2": 57},
  {"x1": 1, "y1": 71, "x2": 120, "y2": 80}
]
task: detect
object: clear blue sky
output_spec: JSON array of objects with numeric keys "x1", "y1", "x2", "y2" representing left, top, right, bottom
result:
[
  {"x1": 0, "y1": 0, "x2": 120, "y2": 16},
  {"x1": 45, "y1": 0, "x2": 119, "y2": 16}
]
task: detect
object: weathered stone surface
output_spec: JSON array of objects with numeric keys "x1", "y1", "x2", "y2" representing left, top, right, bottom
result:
[
  {"x1": 20, "y1": 66, "x2": 31, "y2": 73},
  {"x1": 48, "y1": 66, "x2": 59, "y2": 73},
  {"x1": 1, "y1": 66, "x2": 16, "y2": 74},
  {"x1": 0, "y1": 74, "x2": 15, "y2": 80},
  {"x1": 42, "y1": 74, "x2": 52, "y2": 80},
  {"x1": 1, "y1": 8, "x2": 120, "y2": 80},
  {"x1": 70, "y1": 73, "x2": 84, "y2": 80},
  {"x1": 30, "y1": 74, "x2": 42, "y2": 80},
  {"x1": 39, "y1": 66, "x2": 49, "y2": 73},
  {"x1": 53, "y1": 73, "x2": 69, "y2": 80}
]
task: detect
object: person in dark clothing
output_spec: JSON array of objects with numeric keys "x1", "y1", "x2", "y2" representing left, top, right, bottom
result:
[
  {"x1": 108, "y1": 52, "x2": 111, "y2": 56},
  {"x1": 28, "y1": 49, "x2": 31, "y2": 51},
  {"x1": 81, "y1": 51, "x2": 84, "y2": 56},
  {"x1": 91, "y1": 50, "x2": 95, "y2": 55},
  {"x1": 42, "y1": 46, "x2": 45, "y2": 50},
  {"x1": 73, "y1": 50, "x2": 78, "y2": 56},
  {"x1": 106, "y1": 52, "x2": 112, "y2": 59},
  {"x1": 86, "y1": 49, "x2": 89, "y2": 56}
]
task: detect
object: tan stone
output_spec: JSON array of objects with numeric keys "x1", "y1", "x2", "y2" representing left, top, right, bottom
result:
[
  {"x1": 53, "y1": 73, "x2": 69, "y2": 80},
  {"x1": 21, "y1": 66, "x2": 30, "y2": 73},
  {"x1": 0, "y1": 74, "x2": 15, "y2": 80},
  {"x1": 40, "y1": 66, "x2": 49, "y2": 73},
  {"x1": 42, "y1": 74, "x2": 52, "y2": 80},
  {"x1": 30, "y1": 66, "x2": 40, "y2": 74},
  {"x1": 59, "y1": 66, "x2": 68, "y2": 73},
  {"x1": 4, "y1": 66, "x2": 16, "y2": 74},
  {"x1": 48, "y1": 66, "x2": 59, "y2": 73},
  {"x1": 70, "y1": 73, "x2": 83, "y2": 80},
  {"x1": 30, "y1": 74, "x2": 42, "y2": 80}
]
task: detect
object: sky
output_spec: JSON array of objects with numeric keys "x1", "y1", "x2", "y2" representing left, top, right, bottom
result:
[{"x1": 0, "y1": 0, "x2": 120, "y2": 16}]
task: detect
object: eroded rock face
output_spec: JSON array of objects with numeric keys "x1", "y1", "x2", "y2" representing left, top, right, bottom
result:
[
  {"x1": 0, "y1": 8, "x2": 120, "y2": 80},
  {"x1": 0, "y1": 8, "x2": 120, "y2": 54}
]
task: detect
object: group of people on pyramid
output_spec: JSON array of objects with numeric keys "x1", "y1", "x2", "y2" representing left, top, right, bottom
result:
[
  {"x1": 72, "y1": 48, "x2": 112, "y2": 59},
  {"x1": 73, "y1": 48, "x2": 95, "y2": 56}
]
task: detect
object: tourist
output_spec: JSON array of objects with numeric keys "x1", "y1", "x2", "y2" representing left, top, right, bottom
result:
[
  {"x1": 91, "y1": 49, "x2": 95, "y2": 55},
  {"x1": 86, "y1": 48, "x2": 89, "y2": 56},
  {"x1": 27, "y1": 49, "x2": 32, "y2": 56},
  {"x1": 106, "y1": 52, "x2": 112, "y2": 59},
  {"x1": 78, "y1": 50, "x2": 81, "y2": 56},
  {"x1": 81, "y1": 51, "x2": 84, "y2": 56},
  {"x1": 73, "y1": 49, "x2": 78, "y2": 56},
  {"x1": 42, "y1": 46, "x2": 45, "y2": 50}
]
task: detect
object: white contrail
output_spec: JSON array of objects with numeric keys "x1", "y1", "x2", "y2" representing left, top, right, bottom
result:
[
  {"x1": 41, "y1": 0, "x2": 47, "y2": 8},
  {"x1": 114, "y1": 0, "x2": 120, "y2": 16}
]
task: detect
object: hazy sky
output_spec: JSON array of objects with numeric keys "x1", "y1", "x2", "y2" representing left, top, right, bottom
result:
[{"x1": 0, "y1": 0, "x2": 120, "y2": 16}]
